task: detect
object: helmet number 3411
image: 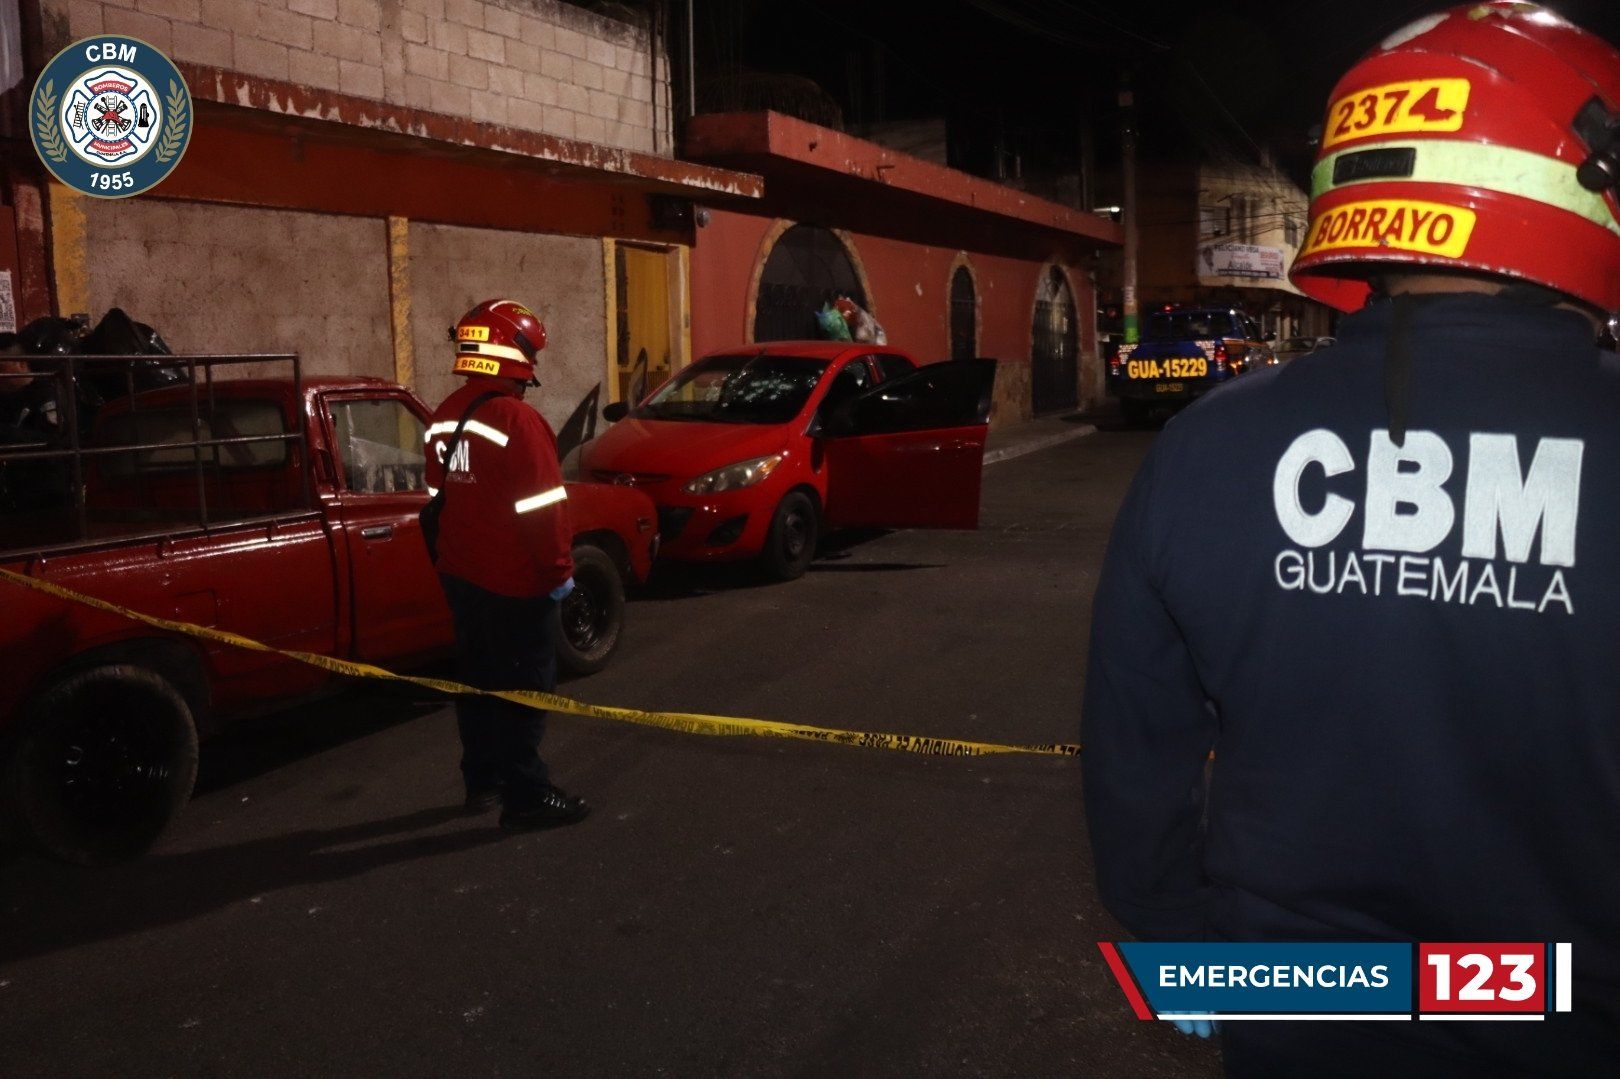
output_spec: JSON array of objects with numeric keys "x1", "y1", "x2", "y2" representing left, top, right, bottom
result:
[{"x1": 30, "y1": 36, "x2": 192, "y2": 200}]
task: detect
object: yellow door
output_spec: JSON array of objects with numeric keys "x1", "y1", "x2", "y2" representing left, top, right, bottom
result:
[{"x1": 614, "y1": 244, "x2": 674, "y2": 405}]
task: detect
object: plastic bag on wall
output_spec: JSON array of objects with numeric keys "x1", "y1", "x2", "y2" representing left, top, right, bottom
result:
[
  {"x1": 835, "y1": 296, "x2": 886, "y2": 345},
  {"x1": 816, "y1": 303, "x2": 853, "y2": 342}
]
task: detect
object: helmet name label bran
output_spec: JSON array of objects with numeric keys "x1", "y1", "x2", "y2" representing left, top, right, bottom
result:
[
  {"x1": 453, "y1": 356, "x2": 502, "y2": 377},
  {"x1": 1323, "y1": 79, "x2": 1470, "y2": 150},
  {"x1": 1302, "y1": 199, "x2": 1477, "y2": 259}
]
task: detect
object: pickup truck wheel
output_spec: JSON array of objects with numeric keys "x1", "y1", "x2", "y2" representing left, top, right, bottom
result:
[
  {"x1": 759, "y1": 491, "x2": 819, "y2": 582},
  {"x1": 3, "y1": 665, "x2": 198, "y2": 865},
  {"x1": 553, "y1": 544, "x2": 625, "y2": 676}
]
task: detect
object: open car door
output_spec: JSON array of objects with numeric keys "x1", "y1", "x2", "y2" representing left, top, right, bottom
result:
[{"x1": 819, "y1": 359, "x2": 995, "y2": 530}]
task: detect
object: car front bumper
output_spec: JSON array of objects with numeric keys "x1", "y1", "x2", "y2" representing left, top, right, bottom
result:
[{"x1": 646, "y1": 488, "x2": 778, "y2": 562}]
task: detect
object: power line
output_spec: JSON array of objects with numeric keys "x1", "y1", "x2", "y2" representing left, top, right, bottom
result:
[
  {"x1": 1179, "y1": 58, "x2": 1267, "y2": 161},
  {"x1": 960, "y1": 0, "x2": 1137, "y2": 52},
  {"x1": 1050, "y1": 0, "x2": 1172, "y2": 51}
]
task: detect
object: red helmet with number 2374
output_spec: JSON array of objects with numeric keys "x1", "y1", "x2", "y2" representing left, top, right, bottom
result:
[{"x1": 1289, "y1": 2, "x2": 1620, "y2": 314}]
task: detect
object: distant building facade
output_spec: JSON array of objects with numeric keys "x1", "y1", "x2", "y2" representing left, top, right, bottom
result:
[
  {"x1": 1101, "y1": 157, "x2": 1334, "y2": 340},
  {"x1": 682, "y1": 112, "x2": 1121, "y2": 423}
]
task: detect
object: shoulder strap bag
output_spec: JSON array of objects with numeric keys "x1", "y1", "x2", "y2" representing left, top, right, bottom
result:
[{"x1": 419, "y1": 391, "x2": 501, "y2": 562}]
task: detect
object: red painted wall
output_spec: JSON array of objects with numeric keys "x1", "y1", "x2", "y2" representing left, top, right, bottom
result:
[
  {"x1": 689, "y1": 208, "x2": 1099, "y2": 416},
  {"x1": 690, "y1": 208, "x2": 774, "y2": 356}
]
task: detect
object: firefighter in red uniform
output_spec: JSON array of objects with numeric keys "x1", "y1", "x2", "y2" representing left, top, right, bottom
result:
[{"x1": 425, "y1": 299, "x2": 590, "y2": 830}]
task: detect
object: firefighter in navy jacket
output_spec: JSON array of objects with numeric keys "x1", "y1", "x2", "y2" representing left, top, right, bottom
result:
[
  {"x1": 1083, "y1": 5, "x2": 1620, "y2": 1074},
  {"x1": 426, "y1": 299, "x2": 589, "y2": 830}
]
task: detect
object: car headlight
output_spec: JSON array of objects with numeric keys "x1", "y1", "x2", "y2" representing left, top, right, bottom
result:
[{"x1": 682, "y1": 453, "x2": 785, "y2": 495}]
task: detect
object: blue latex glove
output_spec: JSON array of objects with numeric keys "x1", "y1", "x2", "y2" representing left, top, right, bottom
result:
[
  {"x1": 549, "y1": 578, "x2": 575, "y2": 601},
  {"x1": 1168, "y1": 1016, "x2": 1220, "y2": 1038}
]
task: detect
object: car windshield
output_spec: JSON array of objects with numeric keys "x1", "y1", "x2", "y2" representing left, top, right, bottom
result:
[
  {"x1": 1144, "y1": 312, "x2": 1232, "y2": 340},
  {"x1": 634, "y1": 353, "x2": 830, "y2": 425}
]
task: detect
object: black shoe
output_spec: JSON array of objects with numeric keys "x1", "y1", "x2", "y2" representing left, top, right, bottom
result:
[
  {"x1": 499, "y1": 786, "x2": 590, "y2": 831},
  {"x1": 464, "y1": 785, "x2": 503, "y2": 813}
]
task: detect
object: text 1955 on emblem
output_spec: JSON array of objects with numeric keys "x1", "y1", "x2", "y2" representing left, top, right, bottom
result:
[{"x1": 31, "y1": 37, "x2": 192, "y2": 199}]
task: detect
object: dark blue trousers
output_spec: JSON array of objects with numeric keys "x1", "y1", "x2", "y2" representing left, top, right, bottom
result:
[{"x1": 438, "y1": 574, "x2": 556, "y2": 807}]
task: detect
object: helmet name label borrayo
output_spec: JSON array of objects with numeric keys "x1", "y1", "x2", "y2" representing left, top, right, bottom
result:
[
  {"x1": 31, "y1": 37, "x2": 191, "y2": 199},
  {"x1": 1301, "y1": 199, "x2": 1477, "y2": 259}
]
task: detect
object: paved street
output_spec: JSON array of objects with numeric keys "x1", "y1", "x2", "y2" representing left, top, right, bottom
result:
[{"x1": 0, "y1": 424, "x2": 1220, "y2": 1078}]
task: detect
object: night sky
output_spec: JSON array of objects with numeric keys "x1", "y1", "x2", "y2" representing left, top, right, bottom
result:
[{"x1": 695, "y1": 0, "x2": 1620, "y2": 188}]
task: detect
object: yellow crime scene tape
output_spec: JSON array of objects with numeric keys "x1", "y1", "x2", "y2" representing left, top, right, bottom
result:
[{"x1": 0, "y1": 568, "x2": 1080, "y2": 759}]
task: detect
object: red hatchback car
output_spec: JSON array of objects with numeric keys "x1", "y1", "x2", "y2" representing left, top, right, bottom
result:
[{"x1": 582, "y1": 343, "x2": 995, "y2": 579}]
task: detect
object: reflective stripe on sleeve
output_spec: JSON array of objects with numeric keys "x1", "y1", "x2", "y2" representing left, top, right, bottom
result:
[
  {"x1": 424, "y1": 420, "x2": 510, "y2": 447},
  {"x1": 514, "y1": 486, "x2": 568, "y2": 514},
  {"x1": 426, "y1": 485, "x2": 439, "y2": 497}
]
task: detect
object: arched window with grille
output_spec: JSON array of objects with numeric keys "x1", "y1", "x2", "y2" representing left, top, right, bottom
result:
[
  {"x1": 949, "y1": 264, "x2": 977, "y2": 360},
  {"x1": 1031, "y1": 266, "x2": 1078, "y2": 413},
  {"x1": 752, "y1": 225, "x2": 868, "y2": 342}
]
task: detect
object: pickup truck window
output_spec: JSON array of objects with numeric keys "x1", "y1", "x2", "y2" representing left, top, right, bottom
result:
[
  {"x1": 83, "y1": 397, "x2": 307, "y2": 526},
  {"x1": 97, "y1": 401, "x2": 289, "y2": 475},
  {"x1": 330, "y1": 397, "x2": 427, "y2": 494}
]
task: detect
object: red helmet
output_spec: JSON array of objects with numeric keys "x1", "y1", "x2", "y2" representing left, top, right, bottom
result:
[
  {"x1": 451, "y1": 299, "x2": 547, "y2": 381},
  {"x1": 1289, "y1": 2, "x2": 1620, "y2": 313}
]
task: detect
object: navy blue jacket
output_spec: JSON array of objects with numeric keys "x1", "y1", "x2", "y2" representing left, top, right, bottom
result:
[{"x1": 1083, "y1": 294, "x2": 1619, "y2": 1071}]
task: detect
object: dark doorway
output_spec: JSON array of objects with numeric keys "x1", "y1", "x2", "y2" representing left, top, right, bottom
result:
[
  {"x1": 753, "y1": 224, "x2": 867, "y2": 342},
  {"x1": 949, "y1": 265, "x2": 976, "y2": 360},
  {"x1": 1031, "y1": 266, "x2": 1078, "y2": 414}
]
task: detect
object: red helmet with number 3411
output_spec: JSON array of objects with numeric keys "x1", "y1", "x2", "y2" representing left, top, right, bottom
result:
[
  {"x1": 1289, "y1": 2, "x2": 1620, "y2": 314},
  {"x1": 450, "y1": 299, "x2": 547, "y2": 382}
]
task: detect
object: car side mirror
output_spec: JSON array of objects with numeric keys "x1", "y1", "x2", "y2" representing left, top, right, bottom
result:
[{"x1": 602, "y1": 401, "x2": 629, "y2": 423}]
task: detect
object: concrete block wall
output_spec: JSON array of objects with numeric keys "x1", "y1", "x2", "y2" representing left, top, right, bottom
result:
[
  {"x1": 47, "y1": 0, "x2": 672, "y2": 154},
  {"x1": 407, "y1": 222, "x2": 605, "y2": 436},
  {"x1": 77, "y1": 198, "x2": 394, "y2": 381},
  {"x1": 65, "y1": 200, "x2": 612, "y2": 437}
]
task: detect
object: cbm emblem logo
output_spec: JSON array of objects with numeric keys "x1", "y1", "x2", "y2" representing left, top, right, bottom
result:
[{"x1": 31, "y1": 37, "x2": 191, "y2": 199}]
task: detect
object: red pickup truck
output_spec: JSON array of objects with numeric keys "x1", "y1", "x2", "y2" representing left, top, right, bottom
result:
[{"x1": 0, "y1": 362, "x2": 656, "y2": 864}]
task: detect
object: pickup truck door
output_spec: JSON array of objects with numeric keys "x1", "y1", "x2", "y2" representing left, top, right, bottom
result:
[
  {"x1": 322, "y1": 390, "x2": 453, "y2": 664},
  {"x1": 818, "y1": 359, "x2": 995, "y2": 530}
]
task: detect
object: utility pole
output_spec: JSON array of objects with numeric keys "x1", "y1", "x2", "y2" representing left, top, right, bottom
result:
[
  {"x1": 1079, "y1": 114, "x2": 1095, "y2": 214},
  {"x1": 1121, "y1": 68, "x2": 1139, "y2": 345}
]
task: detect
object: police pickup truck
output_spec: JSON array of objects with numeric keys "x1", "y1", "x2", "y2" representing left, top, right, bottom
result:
[{"x1": 1108, "y1": 305, "x2": 1274, "y2": 423}]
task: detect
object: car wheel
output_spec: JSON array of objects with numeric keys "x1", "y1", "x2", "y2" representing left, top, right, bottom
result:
[
  {"x1": 759, "y1": 490, "x2": 819, "y2": 582},
  {"x1": 2, "y1": 665, "x2": 198, "y2": 865},
  {"x1": 553, "y1": 544, "x2": 625, "y2": 676}
]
